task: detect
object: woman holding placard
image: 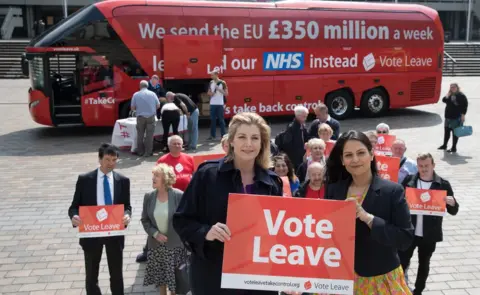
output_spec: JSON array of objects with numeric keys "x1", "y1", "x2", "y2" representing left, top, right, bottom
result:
[
  {"x1": 324, "y1": 130, "x2": 414, "y2": 294},
  {"x1": 173, "y1": 112, "x2": 283, "y2": 295}
]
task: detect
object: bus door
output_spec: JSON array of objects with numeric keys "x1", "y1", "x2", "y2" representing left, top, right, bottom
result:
[
  {"x1": 163, "y1": 35, "x2": 223, "y2": 80},
  {"x1": 46, "y1": 53, "x2": 82, "y2": 125},
  {"x1": 79, "y1": 54, "x2": 116, "y2": 126}
]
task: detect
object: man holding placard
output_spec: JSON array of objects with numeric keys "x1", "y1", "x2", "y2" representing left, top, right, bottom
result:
[
  {"x1": 68, "y1": 143, "x2": 132, "y2": 295},
  {"x1": 398, "y1": 152, "x2": 459, "y2": 295}
]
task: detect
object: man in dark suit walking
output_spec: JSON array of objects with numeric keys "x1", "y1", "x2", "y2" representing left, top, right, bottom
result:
[{"x1": 68, "y1": 143, "x2": 132, "y2": 295}]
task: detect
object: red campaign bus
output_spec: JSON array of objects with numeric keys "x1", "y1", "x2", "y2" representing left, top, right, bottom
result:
[{"x1": 25, "y1": 0, "x2": 444, "y2": 127}]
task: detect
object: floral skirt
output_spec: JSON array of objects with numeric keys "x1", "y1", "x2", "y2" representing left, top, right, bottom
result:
[
  {"x1": 143, "y1": 244, "x2": 187, "y2": 292},
  {"x1": 306, "y1": 266, "x2": 410, "y2": 295},
  {"x1": 354, "y1": 265, "x2": 411, "y2": 295}
]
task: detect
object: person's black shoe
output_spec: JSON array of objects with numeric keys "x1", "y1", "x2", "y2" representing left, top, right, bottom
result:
[
  {"x1": 136, "y1": 252, "x2": 147, "y2": 263},
  {"x1": 447, "y1": 148, "x2": 457, "y2": 153},
  {"x1": 438, "y1": 145, "x2": 447, "y2": 150}
]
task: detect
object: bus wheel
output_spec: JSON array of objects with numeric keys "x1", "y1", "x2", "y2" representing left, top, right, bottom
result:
[
  {"x1": 325, "y1": 90, "x2": 354, "y2": 120},
  {"x1": 361, "y1": 88, "x2": 389, "y2": 117}
]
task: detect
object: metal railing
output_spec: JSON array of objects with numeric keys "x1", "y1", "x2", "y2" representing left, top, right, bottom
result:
[
  {"x1": 443, "y1": 51, "x2": 457, "y2": 75},
  {"x1": 0, "y1": 7, "x2": 14, "y2": 40}
]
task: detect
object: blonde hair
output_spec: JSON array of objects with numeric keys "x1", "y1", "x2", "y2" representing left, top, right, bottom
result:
[
  {"x1": 152, "y1": 163, "x2": 176, "y2": 189},
  {"x1": 221, "y1": 134, "x2": 229, "y2": 146},
  {"x1": 307, "y1": 138, "x2": 326, "y2": 149},
  {"x1": 225, "y1": 112, "x2": 271, "y2": 169},
  {"x1": 318, "y1": 123, "x2": 333, "y2": 137}
]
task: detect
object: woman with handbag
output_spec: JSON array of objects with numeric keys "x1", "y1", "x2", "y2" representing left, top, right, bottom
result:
[
  {"x1": 438, "y1": 83, "x2": 468, "y2": 153},
  {"x1": 141, "y1": 163, "x2": 187, "y2": 295}
]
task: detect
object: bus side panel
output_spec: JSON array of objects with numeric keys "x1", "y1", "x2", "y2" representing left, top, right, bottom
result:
[
  {"x1": 131, "y1": 48, "x2": 164, "y2": 78},
  {"x1": 113, "y1": 66, "x2": 144, "y2": 104},
  {"x1": 406, "y1": 72, "x2": 442, "y2": 107},
  {"x1": 29, "y1": 89, "x2": 53, "y2": 127},
  {"x1": 273, "y1": 75, "x2": 324, "y2": 115},
  {"x1": 349, "y1": 73, "x2": 411, "y2": 108},
  {"x1": 223, "y1": 76, "x2": 274, "y2": 118},
  {"x1": 81, "y1": 88, "x2": 117, "y2": 126}
]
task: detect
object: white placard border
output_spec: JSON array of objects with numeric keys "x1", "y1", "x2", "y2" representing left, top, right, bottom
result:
[
  {"x1": 221, "y1": 273, "x2": 353, "y2": 295},
  {"x1": 410, "y1": 209, "x2": 446, "y2": 217},
  {"x1": 78, "y1": 229, "x2": 126, "y2": 238}
]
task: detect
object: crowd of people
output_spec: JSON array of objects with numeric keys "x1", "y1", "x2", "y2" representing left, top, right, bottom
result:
[
  {"x1": 131, "y1": 69, "x2": 228, "y2": 157},
  {"x1": 68, "y1": 82, "x2": 468, "y2": 295}
]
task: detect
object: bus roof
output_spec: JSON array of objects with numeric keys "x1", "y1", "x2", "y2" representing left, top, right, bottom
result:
[{"x1": 95, "y1": 0, "x2": 439, "y2": 20}]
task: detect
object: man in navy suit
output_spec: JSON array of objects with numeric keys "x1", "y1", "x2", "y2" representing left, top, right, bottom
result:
[{"x1": 68, "y1": 143, "x2": 132, "y2": 295}]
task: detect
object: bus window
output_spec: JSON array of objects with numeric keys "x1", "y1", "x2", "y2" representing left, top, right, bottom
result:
[
  {"x1": 81, "y1": 55, "x2": 113, "y2": 94},
  {"x1": 118, "y1": 61, "x2": 148, "y2": 78},
  {"x1": 30, "y1": 56, "x2": 45, "y2": 91},
  {"x1": 59, "y1": 18, "x2": 149, "y2": 80}
]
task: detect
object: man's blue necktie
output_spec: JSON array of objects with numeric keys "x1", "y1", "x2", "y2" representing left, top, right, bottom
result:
[{"x1": 104, "y1": 175, "x2": 113, "y2": 205}]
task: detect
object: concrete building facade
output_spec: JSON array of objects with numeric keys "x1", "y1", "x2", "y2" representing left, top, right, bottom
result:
[{"x1": 0, "y1": 0, "x2": 478, "y2": 41}]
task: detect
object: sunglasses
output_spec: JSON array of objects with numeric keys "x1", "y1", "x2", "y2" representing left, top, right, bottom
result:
[{"x1": 377, "y1": 130, "x2": 388, "y2": 134}]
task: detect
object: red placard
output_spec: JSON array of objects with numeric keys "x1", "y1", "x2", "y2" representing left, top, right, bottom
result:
[
  {"x1": 192, "y1": 153, "x2": 225, "y2": 171},
  {"x1": 325, "y1": 141, "x2": 336, "y2": 157},
  {"x1": 405, "y1": 187, "x2": 447, "y2": 216},
  {"x1": 222, "y1": 194, "x2": 356, "y2": 294},
  {"x1": 374, "y1": 134, "x2": 396, "y2": 156},
  {"x1": 375, "y1": 155, "x2": 400, "y2": 183},
  {"x1": 78, "y1": 205, "x2": 125, "y2": 238}
]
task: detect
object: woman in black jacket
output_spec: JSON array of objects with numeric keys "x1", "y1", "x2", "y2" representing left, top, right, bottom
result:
[
  {"x1": 438, "y1": 83, "x2": 468, "y2": 153},
  {"x1": 172, "y1": 112, "x2": 283, "y2": 295},
  {"x1": 324, "y1": 130, "x2": 414, "y2": 294}
]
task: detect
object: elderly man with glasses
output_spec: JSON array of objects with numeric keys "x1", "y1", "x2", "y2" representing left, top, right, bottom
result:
[{"x1": 376, "y1": 122, "x2": 390, "y2": 135}]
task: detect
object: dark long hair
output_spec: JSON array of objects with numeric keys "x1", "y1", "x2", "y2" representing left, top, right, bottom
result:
[
  {"x1": 272, "y1": 153, "x2": 298, "y2": 182},
  {"x1": 325, "y1": 130, "x2": 377, "y2": 184}
]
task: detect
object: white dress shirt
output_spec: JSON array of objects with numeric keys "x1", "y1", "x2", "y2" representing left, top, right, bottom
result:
[
  {"x1": 415, "y1": 179, "x2": 432, "y2": 237},
  {"x1": 97, "y1": 168, "x2": 114, "y2": 205}
]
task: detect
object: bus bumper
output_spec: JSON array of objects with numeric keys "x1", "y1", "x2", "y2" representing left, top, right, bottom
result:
[{"x1": 28, "y1": 88, "x2": 53, "y2": 126}]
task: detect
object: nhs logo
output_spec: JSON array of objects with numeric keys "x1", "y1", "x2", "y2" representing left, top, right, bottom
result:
[{"x1": 263, "y1": 52, "x2": 304, "y2": 71}]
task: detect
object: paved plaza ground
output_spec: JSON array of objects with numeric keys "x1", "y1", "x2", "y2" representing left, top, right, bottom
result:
[{"x1": 0, "y1": 77, "x2": 478, "y2": 295}]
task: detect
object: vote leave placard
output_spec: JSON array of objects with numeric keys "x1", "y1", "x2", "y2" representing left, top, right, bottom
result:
[
  {"x1": 192, "y1": 153, "x2": 225, "y2": 171},
  {"x1": 405, "y1": 187, "x2": 447, "y2": 216},
  {"x1": 376, "y1": 155, "x2": 400, "y2": 183},
  {"x1": 78, "y1": 205, "x2": 125, "y2": 238},
  {"x1": 374, "y1": 134, "x2": 396, "y2": 156},
  {"x1": 222, "y1": 194, "x2": 356, "y2": 294}
]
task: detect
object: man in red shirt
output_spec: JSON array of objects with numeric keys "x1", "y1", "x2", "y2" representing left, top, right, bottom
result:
[
  {"x1": 156, "y1": 135, "x2": 194, "y2": 191},
  {"x1": 136, "y1": 135, "x2": 194, "y2": 263}
]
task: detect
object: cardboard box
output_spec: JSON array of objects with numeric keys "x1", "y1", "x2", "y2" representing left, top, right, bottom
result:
[
  {"x1": 201, "y1": 103, "x2": 210, "y2": 112},
  {"x1": 200, "y1": 103, "x2": 210, "y2": 116},
  {"x1": 199, "y1": 92, "x2": 210, "y2": 103}
]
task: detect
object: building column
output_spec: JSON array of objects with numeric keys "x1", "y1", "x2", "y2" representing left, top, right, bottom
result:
[
  {"x1": 454, "y1": 11, "x2": 460, "y2": 40},
  {"x1": 26, "y1": 5, "x2": 34, "y2": 39}
]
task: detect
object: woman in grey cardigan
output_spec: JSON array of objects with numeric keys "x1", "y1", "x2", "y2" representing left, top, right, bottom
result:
[{"x1": 141, "y1": 163, "x2": 186, "y2": 295}]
